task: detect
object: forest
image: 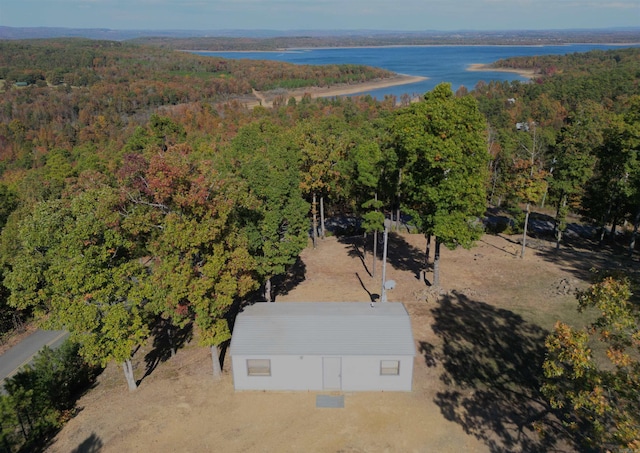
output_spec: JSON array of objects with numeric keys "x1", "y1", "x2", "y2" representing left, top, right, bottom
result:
[
  {"x1": 0, "y1": 39, "x2": 638, "y2": 451},
  {"x1": 3, "y1": 26, "x2": 640, "y2": 45},
  {"x1": 129, "y1": 29, "x2": 640, "y2": 50}
]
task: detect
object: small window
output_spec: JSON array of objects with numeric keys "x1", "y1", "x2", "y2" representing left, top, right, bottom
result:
[
  {"x1": 247, "y1": 359, "x2": 271, "y2": 376},
  {"x1": 380, "y1": 360, "x2": 400, "y2": 376}
]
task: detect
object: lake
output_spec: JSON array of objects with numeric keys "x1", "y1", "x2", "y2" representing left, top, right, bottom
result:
[{"x1": 193, "y1": 44, "x2": 637, "y2": 99}]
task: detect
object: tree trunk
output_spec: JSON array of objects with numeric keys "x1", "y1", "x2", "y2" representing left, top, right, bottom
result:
[
  {"x1": 629, "y1": 206, "x2": 640, "y2": 257},
  {"x1": 264, "y1": 277, "x2": 272, "y2": 302},
  {"x1": 599, "y1": 204, "x2": 612, "y2": 244},
  {"x1": 380, "y1": 227, "x2": 388, "y2": 302},
  {"x1": 16, "y1": 413, "x2": 28, "y2": 442},
  {"x1": 320, "y1": 196, "x2": 326, "y2": 239},
  {"x1": 599, "y1": 223, "x2": 607, "y2": 244},
  {"x1": 555, "y1": 192, "x2": 566, "y2": 252},
  {"x1": 490, "y1": 164, "x2": 499, "y2": 205},
  {"x1": 424, "y1": 234, "x2": 432, "y2": 283},
  {"x1": 311, "y1": 192, "x2": 318, "y2": 249},
  {"x1": 521, "y1": 203, "x2": 530, "y2": 259},
  {"x1": 167, "y1": 321, "x2": 176, "y2": 358},
  {"x1": 395, "y1": 169, "x2": 402, "y2": 232},
  {"x1": 610, "y1": 216, "x2": 618, "y2": 242},
  {"x1": 211, "y1": 345, "x2": 222, "y2": 380},
  {"x1": 433, "y1": 238, "x2": 441, "y2": 287},
  {"x1": 123, "y1": 359, "x2": 137, "y2": 391}
]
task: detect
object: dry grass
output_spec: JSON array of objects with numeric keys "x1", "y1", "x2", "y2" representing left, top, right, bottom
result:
[{"x1": 47, "y1": 232, "x2": 635, "y2": 453}]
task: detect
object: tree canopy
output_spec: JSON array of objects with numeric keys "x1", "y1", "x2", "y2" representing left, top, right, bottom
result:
[
  {"x1": 542, "y1": 275, "x2": 640, "y2": 451},
  {"x1": 388, "y1": 83, "x2": 489, "y2": 285}
]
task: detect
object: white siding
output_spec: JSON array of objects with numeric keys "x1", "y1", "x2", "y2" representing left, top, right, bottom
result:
[
  {"x1": 232, "y1": 355, "x2": 414, "y2": 392},
  {"x1": 230, "y1": 302, "x2": 416, "y2": 392},
  {"x1": 341, "y1": 356, "x2": 413, "y2": 391},
  {"x1": 232, "y1": 355, "x2": 324, "y2": 391}
]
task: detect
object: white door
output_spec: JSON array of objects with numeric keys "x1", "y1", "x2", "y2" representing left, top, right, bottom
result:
[{"x1": 322, "y1": 357, "x2": 342, "y2": 390}]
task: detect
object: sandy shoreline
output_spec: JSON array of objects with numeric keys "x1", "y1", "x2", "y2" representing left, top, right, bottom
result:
[
  {"x1": 466, "y1": 63, "x2": 537, "y2": 79},
  {"x1": 245, "y1": 74, "x2": 427, "y2": 108}
]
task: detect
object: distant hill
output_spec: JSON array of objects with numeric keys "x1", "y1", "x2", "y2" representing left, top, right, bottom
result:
[
  {"x1": 0, "y1": 26, "x2": 293, "y2": 40},
  {"x1": 1, "y1": 26, "x2": 639, "y2": 47}
]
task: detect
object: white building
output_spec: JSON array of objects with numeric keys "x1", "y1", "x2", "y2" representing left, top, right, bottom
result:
[{"x1": 229, "y1": 302, "x2": 415, "y2": 392}]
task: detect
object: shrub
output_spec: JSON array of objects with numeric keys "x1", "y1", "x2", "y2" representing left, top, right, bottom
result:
[{"x1": 0, "y1": 340, "x2": 99, "y2": 452}]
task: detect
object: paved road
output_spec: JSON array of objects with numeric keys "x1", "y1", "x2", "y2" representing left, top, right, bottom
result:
[{"x1": 0, "y1": 330, "x2": 69, "y2": 386}]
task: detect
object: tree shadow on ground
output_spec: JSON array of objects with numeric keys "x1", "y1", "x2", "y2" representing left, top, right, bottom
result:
[
  {"x1": 424, "y1": 291, "x2": 577, "y2": 453},
  {"x1": 139, "y1": 319, "x2": 192, "y2": 385},
  {"x1": 535, "y1": 238, "x2": 637, "y2": 283},
  {"x1": 273, "y1": 256, "x2": 307, "y2": 299},
  {"x1": 340, "y1": 236, "x2": 371, "y2": 277},
  {"x1": 338, "y1": 232, "x2": 426, "y2": 281},
  {"x1": 70, "y1": 433, "x2": 103, "y2": 453}
]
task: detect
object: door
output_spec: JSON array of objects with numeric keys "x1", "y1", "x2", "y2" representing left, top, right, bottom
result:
[{"x1": 322, "y1": 357, "x2": 342, "y2": 390}]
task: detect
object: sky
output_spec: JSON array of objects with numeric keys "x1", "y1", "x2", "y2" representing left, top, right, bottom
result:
[{"x1": 1, "y1": 0, "x2": 639, "y2": 31}]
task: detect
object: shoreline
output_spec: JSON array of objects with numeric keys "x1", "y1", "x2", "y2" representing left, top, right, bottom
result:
[
  {"x1": 245, "y1": 74, "x2": 427, "y2": 108},
  {"x1": 466, "y1": 63, "x2": 537, "y2": 79},
  {"x1": 188, "y1": 42, "x2": 640, "y2": 53}
]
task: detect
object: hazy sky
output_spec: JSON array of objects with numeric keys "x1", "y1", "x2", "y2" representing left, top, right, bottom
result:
[{"x1": 1, "y1": 0, "x2": 639, "y2": 31}]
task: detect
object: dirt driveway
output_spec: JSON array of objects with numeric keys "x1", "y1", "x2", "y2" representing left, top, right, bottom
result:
[{"x1": 47, "y1": 232, "x2": 621, "y2": 453}]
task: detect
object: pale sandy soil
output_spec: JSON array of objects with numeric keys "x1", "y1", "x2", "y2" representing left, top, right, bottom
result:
[
  {"x1": 466, "y1": 63, "x2": 537, "y2": 79},
  {"x1": 45, "y1": 230, "x2": 617, "y2": 453},
  {"x1": 244, "y1": 75, "x2": 427, "y2": 108}
]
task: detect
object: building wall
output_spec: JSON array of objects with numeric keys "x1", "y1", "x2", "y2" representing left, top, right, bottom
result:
[
  {"x1": 231, "y1": 355, "x2": 413, "y2": 392},
  {"x1": 341, "y1": 356, "x2": 413, "y2": 392}
]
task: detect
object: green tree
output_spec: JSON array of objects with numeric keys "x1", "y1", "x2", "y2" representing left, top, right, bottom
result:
[
  {"x1": 548, "y1": 102, "x2": 604, "y2": 250},
  {"x1": 351, "y1": 140, "x2": 385, "y2": 275},
  {"x1": 0, "y1": 184, "x2": 18, "y2": 231},
  {"x1": 582, "y1": 113, "x2": 639, "y2": 244},
  {"x1": 4, "y1": 187, "x2": 149, "y2": 391},
  {"x1": 620, "y1": 97, "x2": 640, "y2": 255},
  {"x1": 542, "y1": 275, "x2": 640, "y2": 451},
  {"x1": 227, "y1": 121, "x2": 308, "y2": 302},
  {"x1": 388, "y1": 83, "x2": 489, "y2": 286},
  {"x1": 0, "y1": 340, "x2": 97, "y2": 451},
  {"x1": 0, "y1": 394, "x2": 18, "y2": 452}
]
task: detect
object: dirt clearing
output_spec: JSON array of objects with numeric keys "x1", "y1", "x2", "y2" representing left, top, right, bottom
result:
[{"x1": 47, "y1": 232, "x2": 629, "y2": 453}]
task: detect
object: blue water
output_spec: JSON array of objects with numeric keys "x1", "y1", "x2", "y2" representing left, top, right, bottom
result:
[{"x1": 193, "y1": 44, "x2": 638, "y2": 99}]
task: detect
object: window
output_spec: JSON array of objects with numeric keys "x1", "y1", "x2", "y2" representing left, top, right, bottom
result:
[
  {"x1": 247, "y1": 359, "x2": 271, "y2": 376},
  {"x1": 380, "y1": 360, "x2": 400, "y2": 376}
]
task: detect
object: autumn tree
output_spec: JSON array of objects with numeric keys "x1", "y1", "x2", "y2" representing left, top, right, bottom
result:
[
  {"x1": 295, "y1": 117, "x2": 352, "y2": 247},
  {"x1": 119, "y1": 142, "x2": 257, "y2": 379},
  {"x1": 509, "y1": 122, "x2": 549, "y2": 258},
  {"x1": 542, "y1": 275, "x2": 640, "y2": 451},
  {"x1": 388, "y1": 83, "x2": 489, "y2": 286}
]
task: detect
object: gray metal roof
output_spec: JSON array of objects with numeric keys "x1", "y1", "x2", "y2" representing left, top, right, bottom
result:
[{"x1": 230, "y1": 302, "x2": 416, "y2": 357}]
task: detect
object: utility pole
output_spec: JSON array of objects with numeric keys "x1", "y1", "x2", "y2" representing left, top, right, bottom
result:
[{"x1": 380, "y1": 225, "x2": 389, "y2": 303}]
